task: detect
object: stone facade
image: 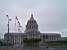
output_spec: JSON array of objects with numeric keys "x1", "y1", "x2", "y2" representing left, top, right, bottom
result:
[{"x1": 4, "y1": 14, "x2": 61, "y2": 48}]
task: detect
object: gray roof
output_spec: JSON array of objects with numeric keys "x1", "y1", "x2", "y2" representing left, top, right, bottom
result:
[{"x1": 4, "y1": 33, "x2": 25, "y2": 36}]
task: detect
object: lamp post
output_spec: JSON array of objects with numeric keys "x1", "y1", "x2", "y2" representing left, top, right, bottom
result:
[
  {"x1": 6, "y1": 14, "x2": 11, "y2": 50},
  {"x1": 6, "y1": 15, "x2": 12, "y2": 33}
]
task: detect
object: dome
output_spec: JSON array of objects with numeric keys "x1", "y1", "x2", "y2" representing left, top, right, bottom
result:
[{"x1": 25, "y1": 14, "x2": 39, "y2": 33}]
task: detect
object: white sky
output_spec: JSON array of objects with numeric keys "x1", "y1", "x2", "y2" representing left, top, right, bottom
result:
[{"x1": 0, "y1": 0, "x2": 67, "y2": 38}]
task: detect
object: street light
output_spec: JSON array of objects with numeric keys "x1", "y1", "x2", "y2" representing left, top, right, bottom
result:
[
  {"x1": 6, "y1": 15, "x2": 11, "y2": 34},
  {"x1": 6, "y1": 14, "x2": 11, "y2": 50}
]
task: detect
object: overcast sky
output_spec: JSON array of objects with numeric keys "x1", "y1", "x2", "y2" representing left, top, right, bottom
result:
[{"x1": 0, "y1": 0, "x2": 67, "y2": 38}]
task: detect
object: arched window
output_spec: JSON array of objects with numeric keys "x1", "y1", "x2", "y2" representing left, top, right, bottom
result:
[
  {"x1": 46, "y1": 35, "x2": 48, "y2": 39},
  {"x1": 43, "y1": 35, "x2": 45, "y2": 38}
]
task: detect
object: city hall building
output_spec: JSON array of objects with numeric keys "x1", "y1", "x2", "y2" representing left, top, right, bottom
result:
[{"x1": 4, "y1": 14, "x2": 61, "y2": 47}]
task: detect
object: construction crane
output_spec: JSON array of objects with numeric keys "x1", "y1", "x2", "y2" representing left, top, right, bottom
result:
[{"x1": 15, "y1": 16, "x2": 22, "y2": 32}]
